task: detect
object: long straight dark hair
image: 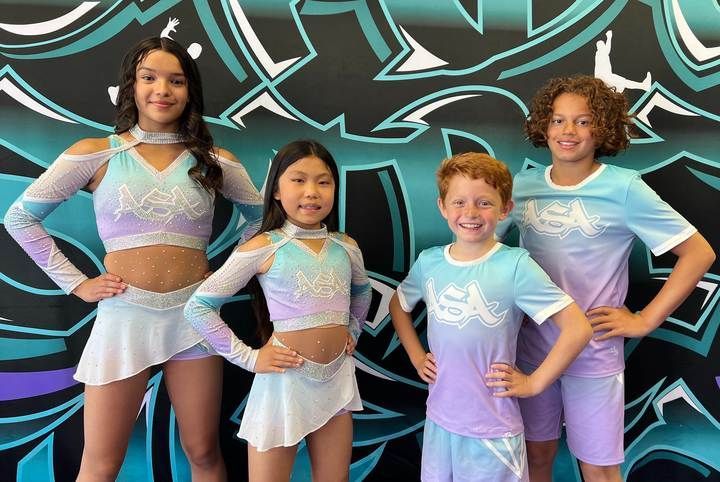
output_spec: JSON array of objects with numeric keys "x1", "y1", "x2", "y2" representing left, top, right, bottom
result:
[
  {"x1": 114, "y1": 37, "x2": 222, "y2": 191},
  {"x1": 250, "y1": 140, "x2": 341, "y2": 343}
]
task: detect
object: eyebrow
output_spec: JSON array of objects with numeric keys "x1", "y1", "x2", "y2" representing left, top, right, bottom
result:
[{"x1": 137, "y1": 66, "x2": 185, "y2": 76}]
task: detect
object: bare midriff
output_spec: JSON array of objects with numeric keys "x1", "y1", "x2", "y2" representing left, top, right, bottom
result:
[
  {"x1": 274, "y1": 325, "x2": 349, "y2": 364},
  {"x1": 104, "y1": 245, "x2": 209, "y2": 292}
]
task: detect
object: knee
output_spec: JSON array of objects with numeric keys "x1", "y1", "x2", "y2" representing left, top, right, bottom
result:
[
  {"x1": 78, "y1": 455, "x2": 124, "y2": 482},
  {"x1": 183, "y1": 440, "x2": 223, "y2": 469},
  {"x1": 526, "y1": 442, "x2": 557, "y2": 469},
  {"x1": 580, "y1": 463, "x2": 621, "y2": 482}
]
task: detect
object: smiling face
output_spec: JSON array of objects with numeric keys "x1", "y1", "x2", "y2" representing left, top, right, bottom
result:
[
  {"x1": 273, "y1": 156, "x2": 336, "y2": 230},
  {"x1": 133, "y1": 49, "x2": 188, "y2": 132},
  {"x1": 546, "y1": 92, "x2": 597, "y2": 168},
  {"x1": 438, "y1": 174, "x2": 511, "y2": 253}
]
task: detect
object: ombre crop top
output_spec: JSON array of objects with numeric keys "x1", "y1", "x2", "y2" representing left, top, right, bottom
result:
[
  {"x1": 183, "y1": 221, "x2": 372, "y2": 372},
  {"x1": 4, "y1": 135, "x2": 263, "y2": 294}
]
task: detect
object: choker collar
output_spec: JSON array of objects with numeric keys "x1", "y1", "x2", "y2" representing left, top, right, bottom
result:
[
  {"x1": 281, "y1": 221, "x2": 327, "y2": 239},
  {"x1": 129, "y1": 124, "x2": 187, "y2": 144}
]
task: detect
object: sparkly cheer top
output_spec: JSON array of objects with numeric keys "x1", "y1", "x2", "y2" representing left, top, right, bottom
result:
[
  {"x1": 4, "y1": 128, "x2": 262, "y2": 294},
  {"x1": 183, "y1": 221, "x2": 372, "y2": 372}
]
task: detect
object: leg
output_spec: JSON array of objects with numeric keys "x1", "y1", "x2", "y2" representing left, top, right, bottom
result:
[
  {"x1": 579, "y1": 462, "x2": 622, "y2": 482},
  {"x1": 525, "y1": 440, "x2": 558, "y2": 482},
  {"x1": 77, "y1": 369, "x2": 150, "y2": 482},
  {"x1": 163, "y1": 355, "x2": 226, "y2": 482},
  {"x1": 306, "y1": 412, "x2": 353, "y2": 482},
  {"x1": 247, "y1": 444, "x2": 297, "y2": 482},
  {"x1": 516, "y1": 361, "x2": 563, "y2": 482}
]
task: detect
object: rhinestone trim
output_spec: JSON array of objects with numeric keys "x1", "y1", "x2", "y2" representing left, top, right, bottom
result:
[
  {"x1": 280, "y1": 221, "x2": 328, "y2": 239},
  {"x1": 103, "y1": 232, "x2": 207, "y2": 253},
  {"x1": 272, "y1": 336, "x2": 347, "y2": 382},
  {"x1": 116, "y1": 281, "x2": 202, "y2": 310},
  {"x1": 272, "y1": 311, "x2": 349, "y2": 332},
  {"x1": 129, "y1": 124, "x2": 187, "y2": 144}
]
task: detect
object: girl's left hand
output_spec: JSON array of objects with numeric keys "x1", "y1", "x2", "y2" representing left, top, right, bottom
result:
[
  {"x1": 203, "y1": 271, "x2": 213, "y2": 279},
  {"x1": 345, "y1": 333, "x2": 356, "y2": 355},
  {"x1": 485, "y1": 363, "x2": 537, "y2": 398}
]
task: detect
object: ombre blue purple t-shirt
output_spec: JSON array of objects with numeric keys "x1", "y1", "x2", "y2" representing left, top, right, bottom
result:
[
  {"x1": 397, "y1": 243, "x2": 572, "y2": 438},
  {"x1": 497, "y1": 163, "x2": 695, "y2": 377}
]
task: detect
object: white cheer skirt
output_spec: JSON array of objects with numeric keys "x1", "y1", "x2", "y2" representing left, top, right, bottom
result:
[
  {"x1": 74, "y1": 282, "x2": 204, "y2": 385},
  {"x1": 238, "y1": 337, "x2": 363, "y2": 451}
]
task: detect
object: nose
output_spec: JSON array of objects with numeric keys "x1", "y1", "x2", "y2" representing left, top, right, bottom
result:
[
  {"x1": 155, "y1": 78, "x2": 171, "y2": 96},
  {"x1": 464, "y1": 204, "x2": 479, "y2": 217},
  {"x1": 304, "y1": 181, "x2": 320, "y2": 197},
  {"x1": 562, "y1": 120, "x2": 576, "y2": 134}
]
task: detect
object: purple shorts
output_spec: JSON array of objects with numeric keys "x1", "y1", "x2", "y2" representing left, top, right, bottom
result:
[{"x1": 516, "y1": 360, "x2": 625, "y2": 466}]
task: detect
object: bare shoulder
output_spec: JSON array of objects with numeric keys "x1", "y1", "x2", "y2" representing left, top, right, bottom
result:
[
  {"x1": 237, "y1": 232, "x2": 272, "y2": 252},
  {"x1": 64, "y1": 138, "x2": 111, "y2": 155},
  {"x1": 340, "y1": 233, "x2": 359, "y2": 247},
  {"x1": 213, "y1": 147, "x2": 239, "y2": 162}
]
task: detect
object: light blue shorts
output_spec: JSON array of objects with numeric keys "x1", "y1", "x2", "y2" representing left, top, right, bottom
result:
[
  {"x1": 517, "y1": 360, "x2": 625, "y2": 466},
  {"x1": 421, "y1": 419, "x2": 528, "y2": 482}
]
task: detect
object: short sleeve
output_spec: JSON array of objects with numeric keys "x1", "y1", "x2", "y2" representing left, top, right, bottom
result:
[
  {"x1": 625, "y1": 174, "x2": 696, "y2": 256},
  {"x1": 513, "y1": 251, "x2": 573, "y2": 324},
  {"x1": 396, "y1": 252, "x2": 426, "y2": 312}
]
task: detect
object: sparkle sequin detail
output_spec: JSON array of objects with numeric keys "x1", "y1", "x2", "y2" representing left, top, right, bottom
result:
[
  {"x1": 272, "y1": 337, "x2": 346, "y2": 382},
  {"x1": 117, "y1": 281, "x2": 202, "y2": 310},
  {"x1": 104, "y1": 232, "x2": 207, "y2": 253},
  {"x1": 273, "y1": 311, "x2": 349, "y2": 332},
  {"x1": 129, "y1": 124, "x2": 187, "y2": 144}
]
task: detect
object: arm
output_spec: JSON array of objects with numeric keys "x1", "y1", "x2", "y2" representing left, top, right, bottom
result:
[
  {"x1": 215, "y1": 149, "x2": 264, "y2": 242},
  {"x1": 389, "y1": 294, "x2": 437, "y2": 383},
  {"x1": 342, "y1": 235, "x2": 371, "y2": 344},
  {"x1": 588, "y1": 232, "x2": 715, "y2": 339},
  {"x1": 3, "y1": 138, "x2": 126, "y2": 299},
  {"x1": 487, "y1": 302, "x2": 592, "y2": 397},
  {"x1": 184, "y1": 235, "x2": 303, "y2": 372}
]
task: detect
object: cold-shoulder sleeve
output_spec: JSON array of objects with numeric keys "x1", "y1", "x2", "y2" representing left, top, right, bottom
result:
[
  {"x1": 184, "y1": 241, "x2": 279, "y2": 371},
  {"x1": 3, "y1": 146, "x2": 121, "y2": 294},
  {"x1": 330, "y1": 234, "x2": 371, "y2": 343},
  {"x1": 216, "y1": 156, "x2": 264, "y2": 243}
]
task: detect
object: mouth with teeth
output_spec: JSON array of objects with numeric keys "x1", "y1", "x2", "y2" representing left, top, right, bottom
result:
[
  {"x1": 557, "y1": 140, "x2": 579, "y2": 149},
  {"x1": 458, "y1": 223, "x2": 482, "y2": 230},
  {"x1": 299, "y1": 203, "x2": 322, "y2": 211}
]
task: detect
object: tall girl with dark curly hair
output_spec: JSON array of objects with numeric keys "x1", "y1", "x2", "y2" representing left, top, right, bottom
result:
[
  {"x1": 4, "y1": 37, "x2": 263, "y2": 481},
  {"x1": 496, "y1": 75, "x2": 715, "y2": 482}
]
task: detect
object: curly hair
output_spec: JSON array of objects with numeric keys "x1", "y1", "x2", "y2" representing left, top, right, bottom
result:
[
  {"x1": 114, "y1": 37, "x2": 222, "y2": 191},
  {"x1": 436, "y1": 152, "x2": 513, "y2": 206},
  {"x1": 525, "y1": 75, "x2": 634, "y2": 158}
]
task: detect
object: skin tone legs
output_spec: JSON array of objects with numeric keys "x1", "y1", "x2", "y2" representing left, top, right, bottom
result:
[{"x1": 77, "y1": 356, "x2": 226, "y2": 482}]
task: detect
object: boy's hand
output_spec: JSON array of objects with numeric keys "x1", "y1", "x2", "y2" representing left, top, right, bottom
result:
[
  {"x1": 253, "y1": 339, "x2": 303, "y2": 373},
  {"x1": 412, "y1": 352, "x2": 438, "y2": 384},
  {"x1": 586, "y1": 305, "x2": 651, "y2": 340},
  {"x1": 485, "y1": 363, "x2": 539, "y2": 398}
]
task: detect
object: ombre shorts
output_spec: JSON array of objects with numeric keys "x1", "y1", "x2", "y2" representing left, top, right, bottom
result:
[
  {"x1": 421, "y1": 419, "x2": 528, "y2": 482},
  {"x1": 517, "y1": 360, "x2": 625, "y2": 466}
]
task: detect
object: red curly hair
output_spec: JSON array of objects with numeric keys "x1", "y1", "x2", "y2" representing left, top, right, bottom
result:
[
  {"x1": 436, "y1": 152, "x2": 513, "y2": 206},
  {"x1": 525, "y1": 75, "x2": 634, "y2": 157}
]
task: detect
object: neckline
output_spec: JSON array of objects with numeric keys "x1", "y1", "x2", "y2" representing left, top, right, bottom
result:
[
  {"x1": 443, "y1": 242, "x2": 501, "y2": 266},
  {"x1": 127, "y1": 144, "x2": 189, "y2": 177},
  {"x1": 544, "y1": 163, "x2": 606, "y2": 191},
  {"x1": 129, "y1": 124, "x2": 187, "y2": 144},
  {"x1": 280, "y1": 221, "x2": 328, "y2": 239}
]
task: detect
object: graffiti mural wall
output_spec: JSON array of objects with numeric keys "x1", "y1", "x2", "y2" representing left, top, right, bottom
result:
[{"x1": 0, "y1": 1, "x2": 718, "y2": 480}]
